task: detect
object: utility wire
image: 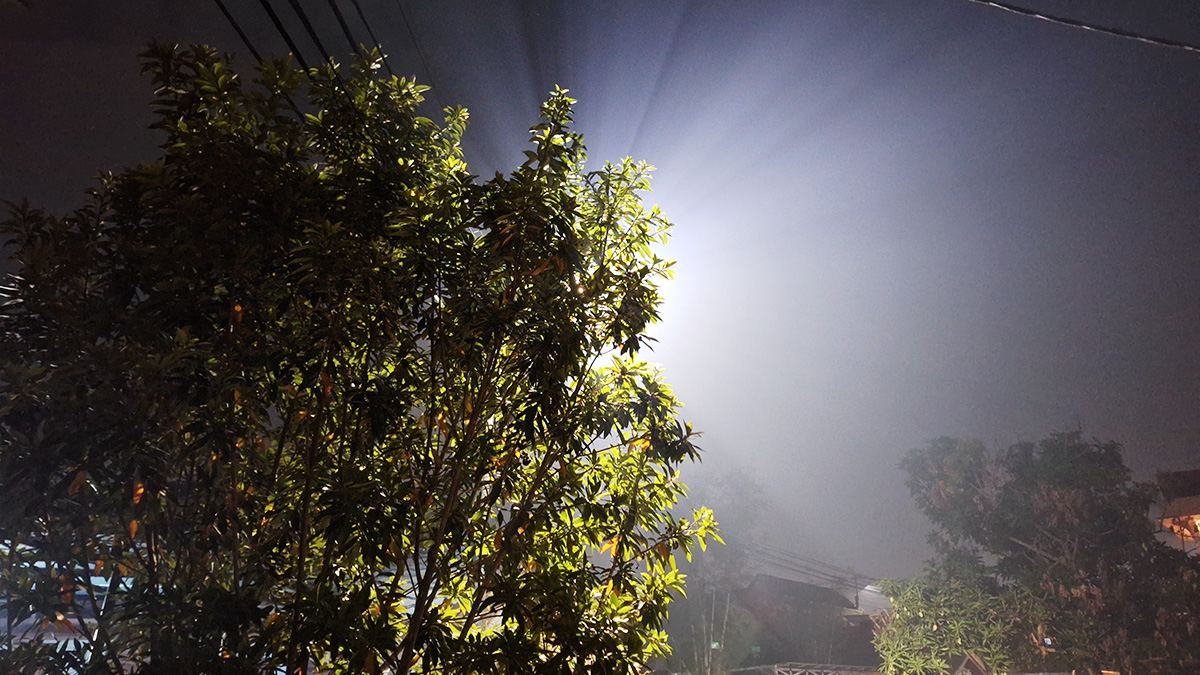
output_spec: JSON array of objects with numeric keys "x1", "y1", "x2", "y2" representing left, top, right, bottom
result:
[
  {"x1": 328, "y1": 0, "x2": 397, "y2": 89},
  {"x1": 213, "y1": 0, "x2": 264, "y2": 64},
  {"x1": 748, "y1": 542, "x2": 880, "y2": 586},
  {"x1": 751, "y1": 542, "x2": 859, "y2": 577},
  {"x1": 285, "y1": 0, "x2": 336, "y2": 65},
  {"x1": 754, "y1": 556, "x2": 855, "y2": 588},
  {"x1": 965, "y1": 0, "x2": 1200, "y2": 54},
  {"x1": 212, "y1": 0, "x2": 307, "y2": 121},
  {"x1": 258, "y1": 0, "x2": 312, "y2": 70},
  {"x1": 750, "y1": 549, "x2": 861, "y2": 592},
  {"x1": 324, "y1": 0, "x2": 360, "y2": 57},
  {"x1": 753, "y1": 542, "x2": 858, "y2": 576},
  {"x1": 394, "y1": 0, "x2": 438, "y2": 90},
  {"x1": 280, "y1": 0, "x2": 365, "y2": 123},
  {"x1": 349, "y1": 0, "x2": 396, "y2": 76}
]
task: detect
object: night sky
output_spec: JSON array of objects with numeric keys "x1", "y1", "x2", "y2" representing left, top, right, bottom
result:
[{"x1": 4, "y1": 0, "x2": 1200, "y2": 579}]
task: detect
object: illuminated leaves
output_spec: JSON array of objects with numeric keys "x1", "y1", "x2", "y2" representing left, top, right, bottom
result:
[
  {"x1": 0, "y1": 43, "x2": 712, "y2": 675},
  {"x1": 874, "y1": 574, "x2": 1039, "y2": 675}
]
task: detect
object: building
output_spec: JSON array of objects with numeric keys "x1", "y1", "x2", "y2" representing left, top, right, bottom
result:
[
  {"x1": 736, "y1": 574, "x2": 880, "y2": 669},
  {"x1": 1158, "y1": 468, "x2": 1200, "y2": 554}
]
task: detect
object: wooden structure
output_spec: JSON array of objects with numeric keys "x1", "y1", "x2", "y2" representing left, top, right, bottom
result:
[
  {"x1": 737, "y1": 574, "x2": 879, "y2": 668},
  {"x1": 1159, "y1": 469, "x2": 1200, "y2": 553},
  {"x1": 946, "y1": 653, "x2": 989, "y2": 675},
  {"x1": 729, "y1": 664, "x2": 878, "y2": 675}
]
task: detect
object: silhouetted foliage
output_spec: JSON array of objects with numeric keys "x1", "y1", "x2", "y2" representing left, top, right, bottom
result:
[
  {"x1": 877, "y1": 431, "x2": 1200, "y2": 675},
  {"x1": 0, "y1": 44, "x2": 717, "y2": 674}
]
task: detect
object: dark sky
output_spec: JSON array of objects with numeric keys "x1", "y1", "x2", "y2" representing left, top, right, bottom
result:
[{"x1": 4, "y1": 0, "x2": 1200, "y2": 579}]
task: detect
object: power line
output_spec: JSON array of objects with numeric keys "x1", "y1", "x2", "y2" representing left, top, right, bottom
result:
[
  {"x1": 394, "y1": 0, "x2": 438, "y2": 90},
  {"x1": 754, "y1": 543, "x2": 857, "y2": 576},
  {"x1": 751, "y1": 542, "x2": 856, "y2": 576},
  {"x1": 327, "y1": 0, "x2": 398, "y2": 81},
  {"x1": 324, "y1": 0, "x2": 360, "y2": 56},
  {"x1": 219, "y1": 0, "x2": 364, "y2": 123},
  {"x1": 751, "y1": 549, "x2": 860, "y2": 592},
  {"x1": 348, "y1": 0, "x2": 396, "y2": 76},
  {"x1": 748, "y1": 542, "x2": 880, "y2": 585},
  {"x1": 965, "y1": 0, "x2": 1200, "y2": 54},
  {"x1": 213, "y1": 0, "x2": 264, "y2": 64},
  {"x1": 258, "y1": 0, "x2": 312, "y2": 70},
  {"x1": 278, "y1": 0, "x2": 365, "y2": 122},
  {"x1": 285, "y1": 0, "x2": 336, "y2": 65},
  {"x1": 214, "y1": 0, "x2": 306, "y2": 121}
]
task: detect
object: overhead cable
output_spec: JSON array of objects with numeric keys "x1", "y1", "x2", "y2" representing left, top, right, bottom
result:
[
  {"x1": 966, "y1": 0, "x2": 1200, "y2": 54},
  {"x1": 324, "y1": 0, "x2": 361, "y2": 56},
  {"x1": 214, "y1": 0, "x2": 306, "y2": 120},
  {"x1": 753, "y1": 542, "x2": 859, "y2": 576},
  {"x1": 348, "y1": 0, "x2": 396, "y2": 76},
  {"x1": 280, "y1": 0, "x2": 364, "y2": 122},
  {"x1": 258, "y1": 0, "x2": 312, "y2": 70},
  {"x1": 748, "y1": 542, "x2": 879, "y2": 586},
  {"x1": 751, "y1": 549, "x2": 860, "y2": 591},
  {"x1": 394, "y1": 0, "x2": 438, "y2": 90},
  {"x1": 285, "y1": 0, "x2": 336, "y2": 65},
  {"x1": 213, "y1": 0, "x2": 264, "y2": 64}
]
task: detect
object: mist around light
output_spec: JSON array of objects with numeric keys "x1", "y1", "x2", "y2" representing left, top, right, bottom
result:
[
  {"x1": 4, "y1": 0, "x2": 1200, "y2": 579},
  {"x1": 432, "y1": 0, "x2": 1200, "y2": 578}
]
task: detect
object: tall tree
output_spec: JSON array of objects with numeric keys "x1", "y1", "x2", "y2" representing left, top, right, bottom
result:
[
  {"x1": 880, "y1": 432, "x2": 1200, "y2": 674},
  {"x1": 663, "y1": 470, "x2": 764, "y2": 675},
  {"x1": 0, "y1": 44, "x2": 717, "y2": 674}
]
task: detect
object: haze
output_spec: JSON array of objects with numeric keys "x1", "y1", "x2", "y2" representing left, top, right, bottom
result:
[{"x1": 3, "y1": 0, "x2": 1199, "y2": 579}]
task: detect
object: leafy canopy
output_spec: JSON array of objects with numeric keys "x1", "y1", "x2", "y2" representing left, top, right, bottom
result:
[
  {"x1": 873, "y1": 550, "x2": 1043, "y2": 675},
  {"x1": 0, "y1": 44, "x2": 717, "y2": 674},
  {"x1": 876, "y1": 432, "x2": 1200, "y2": 675}
]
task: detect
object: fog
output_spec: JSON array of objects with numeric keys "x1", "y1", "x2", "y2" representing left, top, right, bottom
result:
[{"x1": 4, "y1": 0, "x2": 1200, "y2": 579}]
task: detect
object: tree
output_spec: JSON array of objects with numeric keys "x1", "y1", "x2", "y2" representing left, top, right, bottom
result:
[
  {"x1": 873, "y1": 547, "x2": 1043, "y2": 675},
  {"x1": 878, "y1": 432, "x2": 1200, "y2": 675},
  {"x1": 0, "y1": 44, "x2": 717, "y2": 674},
  {"x1": 662, "y1": 470, "x2": 764, "y2": 675}
]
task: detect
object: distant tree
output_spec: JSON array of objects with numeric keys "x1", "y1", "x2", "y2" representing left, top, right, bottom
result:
[
  {"x1": 0, "y1": 44, "x2": 717, "y2": 674},
  {"x1": 663, "y1": 470, "x2": 764, "y2": 675},
  {"x1": 873, "y1": 546, "x2": 1043, "y2": 675},
  {"x1": 878, "y1": 432, "x2": 1200, "y2": 675}
]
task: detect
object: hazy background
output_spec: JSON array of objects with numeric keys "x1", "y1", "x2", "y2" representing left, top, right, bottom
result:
[{"x1": 3, "y1": 0, "x2": 1200, "y2": 579}]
